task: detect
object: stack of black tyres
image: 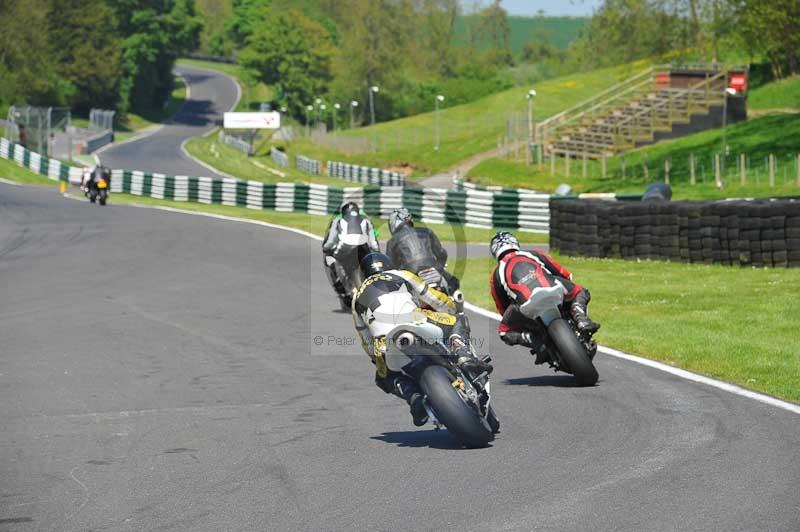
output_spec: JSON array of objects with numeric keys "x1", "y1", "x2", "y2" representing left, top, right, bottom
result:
[{"x1": 788, "y1": 202, "x2": 800, "y2": 267}]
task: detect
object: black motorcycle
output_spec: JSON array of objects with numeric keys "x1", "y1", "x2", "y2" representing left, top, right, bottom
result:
[
  {"x1": 515, "y1": 285, "x2": 599, "y2": 386},
  {"x1": 384, "y1": 294, "x2": 499, "y2": 448},
  {"x1": 325, "y1": 236, "x2": 372, "y2": 310},
  {"x1": 84, "y1": 170, "x2": 109, "y2": 206}
]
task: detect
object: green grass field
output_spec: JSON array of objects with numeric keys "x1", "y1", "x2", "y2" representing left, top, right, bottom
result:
[
  {"x1": 468, "y1": 112, "x2": 800, "y2": 199},
  {"x1": 458, "y1": 255, "x2": 800, "y2": 403},
  {"x1": 177, "y1": 58, "x2": 272, "y2": 112},
  {"x1": 748, "y1": 75, "x2": 800, "y2": 110},
  {"x1": 0, "y1": 157, "x2": 56, "y2": 186}
]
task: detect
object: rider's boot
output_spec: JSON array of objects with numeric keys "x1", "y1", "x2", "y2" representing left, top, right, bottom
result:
[
  {"x1": 392, "y1": 375, "x2": 428, "y2": 426},
  {"x1": 571, "y1": 289, "x2": 600, "y2": 335}
]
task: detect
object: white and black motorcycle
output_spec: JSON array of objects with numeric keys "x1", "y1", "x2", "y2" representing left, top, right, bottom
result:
[{"x1": 383, "y1": 294, "x2": 499, "y2": 448}]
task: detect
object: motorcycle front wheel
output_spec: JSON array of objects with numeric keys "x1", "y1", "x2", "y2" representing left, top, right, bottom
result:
[
  {"x1": 547, "y1": 318, "x2": 598, "y2": 386},
  {"x1": 98, "y1": 190, "x2": 107, "y2": 206},
  {"x1": 419, "y1": 365, "x2": 493, "y2": 448}
]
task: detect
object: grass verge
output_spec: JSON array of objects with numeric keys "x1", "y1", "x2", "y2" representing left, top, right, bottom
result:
[
  {"x1": 184, "y1": 132, "x2": 366, "y2": 187},
  {"x1": 0, "y1": 157, "x2": 56, "y2": 186},
  {"x1": 459, "y1": 255, "x2": 800, "y2": 402}
]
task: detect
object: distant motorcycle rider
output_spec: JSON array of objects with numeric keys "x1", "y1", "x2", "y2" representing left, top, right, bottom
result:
[
  {"x1": 352, "y1": 252, "x2": 490, "y2": 426},
  {"x1": 322, "y1": 202, "x2": 380, "y2": 300},
  {"x1": 84, "y1": 165, "x2": 110, "y2": 191},
  {"x1": 489, "y1": 231, "x2": 599, "y2": 353},
  {"x1": 385, "y1": 208, "x2": 459, "y2": 293}
]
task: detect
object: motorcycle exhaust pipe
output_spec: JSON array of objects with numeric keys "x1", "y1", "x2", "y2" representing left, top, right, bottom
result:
[
  {"x1": 396, "y1": 332, "x2": 417, "y2": 351},
  {"x1": 453, "y1": 290, "x2": 465, "y2": 314}
]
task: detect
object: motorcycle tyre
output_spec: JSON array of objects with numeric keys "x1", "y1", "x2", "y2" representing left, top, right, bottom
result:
[
  {"x1": 98, "y1": 190, "x2": 107, "y2": 206},
  {"x1": 419, "y1": 365, "x2": 493, "y2": 448},
  {"x1": 547, "y1": 318, "x2": 598, "y2": 386}
]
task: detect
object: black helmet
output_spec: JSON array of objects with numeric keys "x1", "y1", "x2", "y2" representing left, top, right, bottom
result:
[
  {"x1": 341, "y1": 202, "x2": 360, "y2": 217},
  {"x1": 360, "y1": 252, "x2": 391, "y2": 278}
]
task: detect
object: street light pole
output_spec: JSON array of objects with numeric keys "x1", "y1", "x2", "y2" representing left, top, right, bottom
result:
[
  {"x1": 350, "y1": 101, "x2": 358, "y2": 129},
  {"x1": 435, "y1": 94, "x2": 444, "y2": 151},
  {"x1": 305, "y1": 105, "x2": 313, "y2": 137},
  {"x1": 333, "y1": 103, "x2": 341, "y2": 133},
  {"x1": 722, "y1": 86, "x2": 736, "y2": 167},
  {"x1": 527, "y1": 88, "x2": 537, "y2": 142},
  {"x1": 320, "y1": 104, "x2": 327, "y2": 131}
]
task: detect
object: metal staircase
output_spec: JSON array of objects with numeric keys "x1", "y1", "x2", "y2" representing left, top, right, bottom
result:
[{"x1": 536, "y1": 64, "x2": 743, "y2": 159}]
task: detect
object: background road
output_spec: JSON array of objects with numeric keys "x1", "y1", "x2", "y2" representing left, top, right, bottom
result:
[
  {"x1": 1, "y1": 183, "x2": 799, "y2": 532},
  {"x1": 2, "y1": 66, "x2": 798, "y2": 531},
  {"x1": 98, "y1": 66, "x2": 239, "y2": 178}
]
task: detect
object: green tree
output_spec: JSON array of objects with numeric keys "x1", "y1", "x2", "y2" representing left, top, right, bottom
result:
[
  {"x1": 733, "y1": 0, "x2": 800, "y2": 76},
  {"x1": 109, "y1": 0, "x2": 202, "y2": 115},
  {"x1": 0, "y1": 0, "x2": 72, "y2": 111},
  {"x1": 47, "y1": 0, "x2": 122, "y2": 113},
  {"x1": 239, "y1": 8, "x2": 334, "y2": 119}
]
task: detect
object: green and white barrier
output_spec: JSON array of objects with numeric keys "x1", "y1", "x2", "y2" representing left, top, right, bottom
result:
[
  {"x1": 270, "y1": 147, "x2": 289, "y2": 168},
  {"x1": 326, "y1": 160, "x2": 406, "y2": 186},
  {"x1": 296, "y1": 154, "x2": 321, "y2": 175},
  {"x1": 2, "y1": 138, "x2": 550, "y2": 233}
]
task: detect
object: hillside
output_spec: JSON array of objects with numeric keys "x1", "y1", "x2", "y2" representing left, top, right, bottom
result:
[
  {"x1": 275, "y1": 60, "x2": 653, "y2": 176},
  {"x1": 453, "y1": 15, "x2": 587, "y2": 54}
]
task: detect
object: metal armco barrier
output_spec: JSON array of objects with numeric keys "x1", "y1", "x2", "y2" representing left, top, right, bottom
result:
[
  {"x1": 326, "y1": 160, "x2": 406, "y2": 186},
  {"x1": 296, "y1": 154, "x2": 320, "y2": 175},
  {"x1": 550, "y1": 198, "x2": 800, "y2": 267},
  {"x1": 1, "y1": 137, "x2": 550, "y2": 233}
]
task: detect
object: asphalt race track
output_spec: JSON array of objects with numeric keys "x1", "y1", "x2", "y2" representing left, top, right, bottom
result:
[{"x1": 1, "y1": 67, "x2": 799, "y2": 532}]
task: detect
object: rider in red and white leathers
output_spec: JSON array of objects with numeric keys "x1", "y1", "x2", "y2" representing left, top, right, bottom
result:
[{"x1": 488, "y1": 232, "x2": 599, "y2": 350}]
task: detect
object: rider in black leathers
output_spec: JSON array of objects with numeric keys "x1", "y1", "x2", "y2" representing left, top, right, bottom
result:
[{"x1": 385, "y1": 208, "x2": 459, "y2": 293}]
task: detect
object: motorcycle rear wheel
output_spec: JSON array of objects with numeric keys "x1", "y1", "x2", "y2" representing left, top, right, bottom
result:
[
  {"x1": 419, "y1": 365, "x2": 493, "y2": 448},
  {"x1": 547, "y1": 318, "x2": 598, "y2": 386}
]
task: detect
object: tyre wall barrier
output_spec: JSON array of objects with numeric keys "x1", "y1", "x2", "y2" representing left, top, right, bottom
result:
[
  {"x1": 549, "y1": 197, "x2": 800, "y2": 267},
  {"x1": 1, "y1": 137, "x2": 550, "y2": 233},
  {"x1": 296, "y1": 154, "x2": 320, "y2": 175},
  {"x1": 326, "y1": 160, "x2": 406, "y2": 186}
]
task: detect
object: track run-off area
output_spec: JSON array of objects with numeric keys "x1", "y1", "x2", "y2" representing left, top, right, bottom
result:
[{"x1": 1, "y1": 66, "x2": 798, "y2": 532}]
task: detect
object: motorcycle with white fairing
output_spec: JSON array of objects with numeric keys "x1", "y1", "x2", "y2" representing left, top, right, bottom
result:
[
  {"x1": 381, "y1": 294, "x2": 499, "y2": 448},
  {"x1": 514, "y1": 284, "x2": 599, "y2": 386}
]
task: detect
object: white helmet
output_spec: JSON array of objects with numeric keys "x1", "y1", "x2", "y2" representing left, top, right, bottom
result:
[
  {"x1": 490, "y1": 231, "x2": 520, "y2": 260},
  {"x1": 388, "y1": 208, "x2": 413, "y2": 234}
]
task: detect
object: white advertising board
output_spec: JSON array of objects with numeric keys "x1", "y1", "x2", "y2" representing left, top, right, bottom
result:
[{"x1": 223, "y1": 112, "x2": 281, "y2": 129}]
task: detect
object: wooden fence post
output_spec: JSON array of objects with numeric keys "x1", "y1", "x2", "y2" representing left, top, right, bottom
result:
[
  {"x1": 582, "y1": 152, "x2": 587, "y2": 178},
  {"x1": 769, "y1": 154, "x2": 775, "y2": 187},
  {"x1": 715, "y1": 153, "x2": 722, "y2": 188},
  {"x1": 550, "y1": 152, "x2": 556, "y2": 176},
  {"x1": 739, "y1": 153, "x2": 746, "y2": 186},
  {"x1": 565, "y1": 150, "x2": 570, "y2": 177},
  {"x1": 796, "y1": 153, "x2": 800, "y2": 186},
  {"x1": 664, "y1": 159, "x2": 670, "y2": 185},
  {"x1": 536, "y1": 144, "x2": 542, "y2": 170},
  {"x1": 601, "y1": 153, "x2": 607, "y2": 178},
  {"x1": 690, "y1": 154, "x2": 696, "y2": 185}
]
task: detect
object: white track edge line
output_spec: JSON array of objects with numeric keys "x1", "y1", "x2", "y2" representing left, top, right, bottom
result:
[
  {"x1": 92, "y1": 195, "x2": 800, "y2": 416},
  {"x1": 463, "y1": 300, "x2": 800, "y2": 415}
]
